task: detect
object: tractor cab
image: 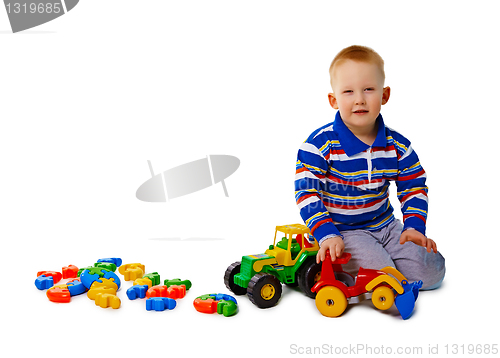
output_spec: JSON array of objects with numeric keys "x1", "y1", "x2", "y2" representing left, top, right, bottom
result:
[{"x1": 267, "y1": 224, "x2": 318, "y2": 266}]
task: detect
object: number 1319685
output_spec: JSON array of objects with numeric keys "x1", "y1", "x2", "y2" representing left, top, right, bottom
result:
[
  {"x1": 445, "y1": 344, "x2": 498, "y2": 355},
  {"x1": 6, "y1": 2, "x2": 62, "y2": 14}
]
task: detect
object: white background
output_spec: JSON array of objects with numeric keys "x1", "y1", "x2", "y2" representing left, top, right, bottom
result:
[{"x1": 1, "y1": 1, "x2": 499, "y2": 357}]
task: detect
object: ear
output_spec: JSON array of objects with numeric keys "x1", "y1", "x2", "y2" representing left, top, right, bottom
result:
[
  {"x1": 328, "y1": 93, "x2": 338, "y2": 109},
  {"x1": 382, "y1": 86, "x2": 391, "y2": 105}
]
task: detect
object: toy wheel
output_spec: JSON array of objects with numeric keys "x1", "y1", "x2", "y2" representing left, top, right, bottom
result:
[
  {"x1": 224, "y1": 262, "x2": 247, "y2": 296},
  {"x1": 247, "y1": 273, "x2": 282, "y2": 309},
  {"x1": 371, "y1": 286, "x2": 395, "y2": 310},
  {"x1": 315, "y1": 286, "x2": 348, "y2": 317},
  {"x1": 297, "y1": 257, "x2": 321, "y2": 298}
]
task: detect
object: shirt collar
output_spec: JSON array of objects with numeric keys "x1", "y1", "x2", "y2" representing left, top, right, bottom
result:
[{"x1": 333, "y1": 111, "x2": 387, "y2": 156}]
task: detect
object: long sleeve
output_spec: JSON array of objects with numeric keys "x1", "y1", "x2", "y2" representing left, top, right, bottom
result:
[
  {"x1": 295, "y1": 141, "x2": 341, "y2": 243},
  {"x1": 395, "y1": 140, "x2": 428, "y2": 236}
]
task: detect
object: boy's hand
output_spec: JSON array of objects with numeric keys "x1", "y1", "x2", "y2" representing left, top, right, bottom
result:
[
  {"x1": 399, "y1": 229, "x2": 437, "y2": 253},
  {"x1": 316, "y1": 236, "x2": 345, "y2": 263}
]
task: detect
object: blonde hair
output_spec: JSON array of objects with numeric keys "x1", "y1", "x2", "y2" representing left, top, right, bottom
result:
[{"x1": 329, "y1": 45, "x2": 385, "y2": 87}]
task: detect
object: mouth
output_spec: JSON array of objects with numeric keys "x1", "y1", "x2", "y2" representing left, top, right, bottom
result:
[{"x1": 353, "y1": 110, "x2": 368, "y2": 114}]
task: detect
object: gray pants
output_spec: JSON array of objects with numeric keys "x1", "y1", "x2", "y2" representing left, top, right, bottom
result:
[{"x1": 341, "y1": 219, "x2": 445, "y2": 290}]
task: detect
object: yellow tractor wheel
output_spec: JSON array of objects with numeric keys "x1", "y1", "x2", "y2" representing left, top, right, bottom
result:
[
  {"x1": 371, "y1": 286, "x2": 395, "y2": 310},
  {"x1": 315, "y1": 286, "x2": 348, "y2": 317}
]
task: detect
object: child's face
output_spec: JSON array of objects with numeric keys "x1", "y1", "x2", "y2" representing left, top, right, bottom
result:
[{"x1": 328, "y1": 60, "x2": 390, "y2": 134}]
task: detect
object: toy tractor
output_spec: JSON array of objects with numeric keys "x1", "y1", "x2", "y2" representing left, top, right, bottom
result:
[
  {"x1": 224, "y1": 224, "x2": 321, "y2": 308},
  {"x1": 312, "y1": 250, "x2": 423, "y2": 319}
]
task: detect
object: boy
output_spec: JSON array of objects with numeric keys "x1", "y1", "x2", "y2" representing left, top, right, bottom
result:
[{"x1": 295, "y1": 45, "x2": 445, "y2": 289}]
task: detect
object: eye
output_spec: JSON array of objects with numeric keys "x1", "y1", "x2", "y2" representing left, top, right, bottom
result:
[
  {"x1": 364, "y1": 87, "x2": 375, "y2": 92},
  {"x1": 343, "y1": 90, "x2": 353, "y2": 94}
]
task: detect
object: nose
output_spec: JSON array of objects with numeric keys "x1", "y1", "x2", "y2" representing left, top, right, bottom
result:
[
  {"x1": 355, "y1": 94, "x2": 366, "y2": 105},
  {"x1": 354, "y1": 92, "x2": 366, "y2": 106}
]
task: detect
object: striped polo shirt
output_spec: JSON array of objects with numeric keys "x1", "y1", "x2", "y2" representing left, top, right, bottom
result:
[{"x1": 295, "y1": 111, "x2": 428, "y2": 244}]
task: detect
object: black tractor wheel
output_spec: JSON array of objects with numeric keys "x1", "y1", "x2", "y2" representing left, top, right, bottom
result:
[
  {"x1": 297, "y1": 257, "x2": 322, "y2": 298},
  {"x1": 224, "y1": 261, "x2": 247, "y2": 295},
  {"x1": 247, "y1": 273, "x2": 282, "y2": 308}
]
